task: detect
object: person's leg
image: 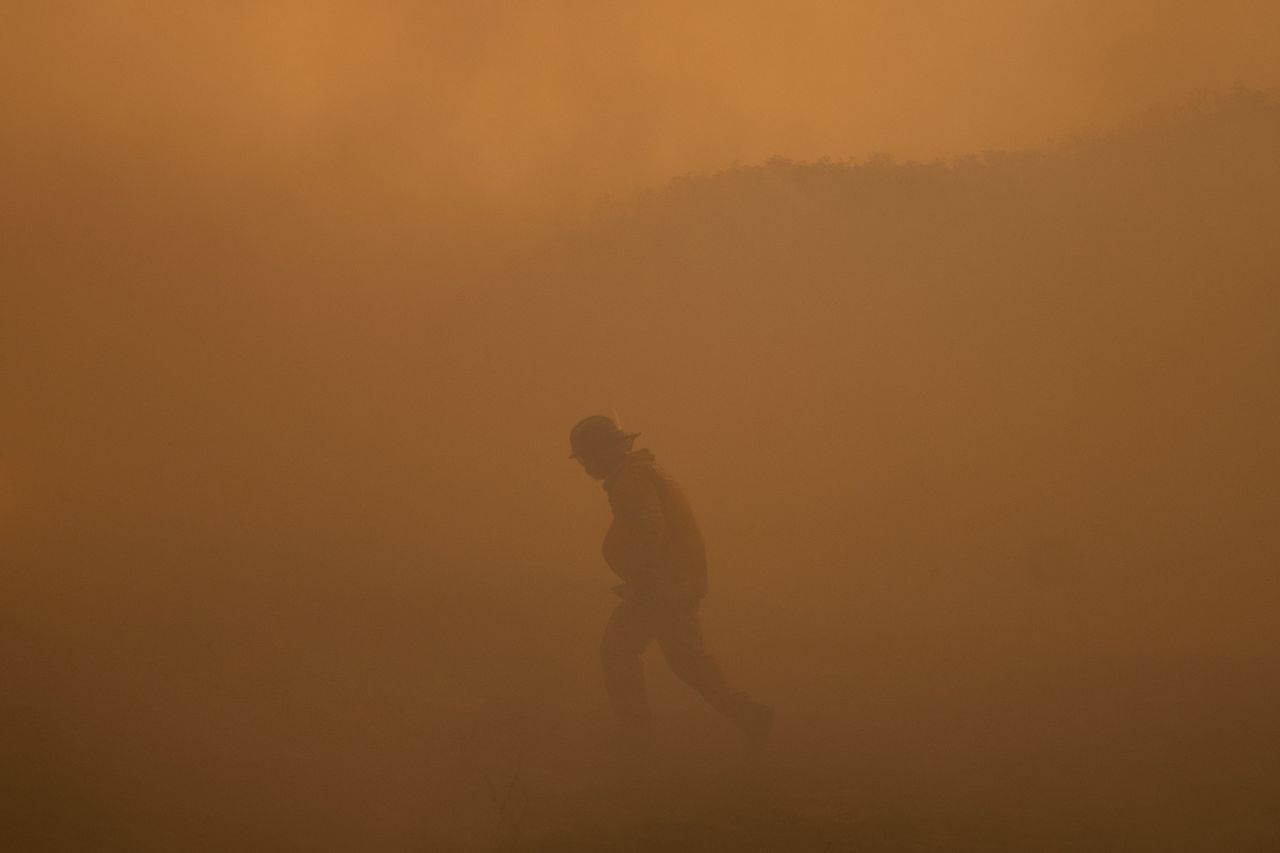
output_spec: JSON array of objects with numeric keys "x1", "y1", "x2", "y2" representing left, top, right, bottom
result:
[
  {"x1": 656, "y1": 600, "x2": 773, "y2": 749},
  {"x1": 600, "y1": 599, "x2": 658, "y2": 746}
]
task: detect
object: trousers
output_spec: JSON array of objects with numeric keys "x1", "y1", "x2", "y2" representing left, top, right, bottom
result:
[{"x1": 600, "y1": 594, "x2": 756, "y2": 737}]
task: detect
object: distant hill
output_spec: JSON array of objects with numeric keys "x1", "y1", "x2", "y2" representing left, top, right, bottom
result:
[{"x1": 497, "y1": 89, "x2": 1280, "y2": 632}]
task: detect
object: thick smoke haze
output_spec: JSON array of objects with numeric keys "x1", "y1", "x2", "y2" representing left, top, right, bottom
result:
[
  {"x1": 3, "y1": 4, "x2": 1279, "y2": 852},
  {"x1": 7, "y1": 1, "x2": 1280, "y2": 210}
]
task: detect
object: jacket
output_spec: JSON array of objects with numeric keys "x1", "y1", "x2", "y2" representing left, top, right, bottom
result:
[{"x1": 602, "y1": 449, "x2": 708, "y2": 600}]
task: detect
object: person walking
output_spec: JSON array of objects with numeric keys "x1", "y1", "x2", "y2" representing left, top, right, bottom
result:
[{"x1": 569, "y1": 414, "x2": 774, "y2": 754}]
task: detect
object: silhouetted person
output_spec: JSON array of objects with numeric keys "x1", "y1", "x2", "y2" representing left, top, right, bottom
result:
[{"x1": 569, "y1": 414, "x2": 773, "y2": 754}]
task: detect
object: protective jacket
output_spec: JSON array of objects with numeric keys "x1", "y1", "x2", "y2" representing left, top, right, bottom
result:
[{"x1": 602, "y1": 449, "x2": 707, "y2": 600}]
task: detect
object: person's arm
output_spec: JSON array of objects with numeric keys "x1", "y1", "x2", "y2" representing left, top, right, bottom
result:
[{"x1": 608, "y1": 467, "x2": 666, "y2": 591}]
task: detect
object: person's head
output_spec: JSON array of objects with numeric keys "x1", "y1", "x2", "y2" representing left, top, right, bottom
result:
[{"x1": 569, "y1": 414, "x2": 638, "y2": 480}]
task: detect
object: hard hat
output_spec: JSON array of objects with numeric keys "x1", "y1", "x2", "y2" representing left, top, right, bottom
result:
[{"x1": 569, "y1": 414, "x2": 639, "y2": 459}]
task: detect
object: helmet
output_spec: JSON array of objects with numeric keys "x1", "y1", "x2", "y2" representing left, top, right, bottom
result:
[{"x1": 569, "y1": 414, "x2": 639, "y2": 459}]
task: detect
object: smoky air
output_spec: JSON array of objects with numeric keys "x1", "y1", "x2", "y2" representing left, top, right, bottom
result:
[{"x1": 3, "y1": 4, "x2": 1278, "y2": 852}]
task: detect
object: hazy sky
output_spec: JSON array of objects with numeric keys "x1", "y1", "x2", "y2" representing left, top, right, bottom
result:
[{"x1": 7, "y1": 1, "x2": 1280, "y2": 210}]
